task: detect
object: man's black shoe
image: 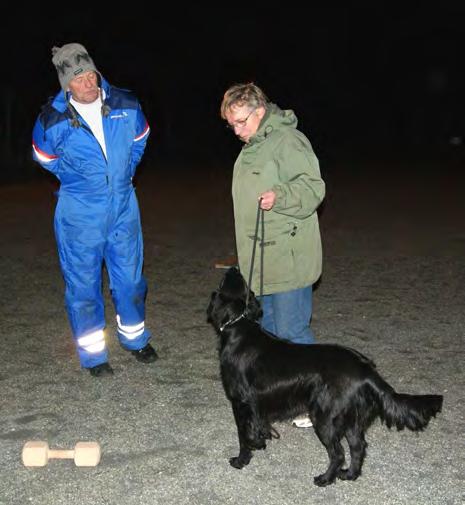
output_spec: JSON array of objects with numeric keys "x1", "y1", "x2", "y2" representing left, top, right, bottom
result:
[
  {"x1": 88, "y1": 362, "x2": 114, "y2": 377},
  {"x1": 131, "y1": 344, "x2": 159, "y2": 364}
]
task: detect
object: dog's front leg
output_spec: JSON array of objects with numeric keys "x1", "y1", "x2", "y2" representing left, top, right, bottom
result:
[{"x1": 229, "y1": 401, "x2": 254, "y2": 469}]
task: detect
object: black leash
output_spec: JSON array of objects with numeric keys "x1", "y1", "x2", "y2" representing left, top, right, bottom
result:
[
  {"x1": 221, "y1": 200, "x2": 264, "y2": 332},
  {"x1": 246, "y1": 198, "x2": 264, "y2": 311}
]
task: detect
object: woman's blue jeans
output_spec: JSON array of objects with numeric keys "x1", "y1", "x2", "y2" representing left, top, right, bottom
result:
[{"x1": 259, "y1": 285, "x2": 315, "y2": 344}]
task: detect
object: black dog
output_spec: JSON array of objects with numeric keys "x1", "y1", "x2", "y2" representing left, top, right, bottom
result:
[{"x1": 206, "y1": 267, "x2": 443, "y2": 486}]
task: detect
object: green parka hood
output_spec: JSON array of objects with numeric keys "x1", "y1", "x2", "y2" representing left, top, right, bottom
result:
[{"x1": 248, "y1": 103, "x2": 298, "y2": 147}]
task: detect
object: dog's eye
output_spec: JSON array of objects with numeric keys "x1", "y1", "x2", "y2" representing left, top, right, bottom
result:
[{"x1": 210, "y1": 291, "x2": 218, "y2": 300}]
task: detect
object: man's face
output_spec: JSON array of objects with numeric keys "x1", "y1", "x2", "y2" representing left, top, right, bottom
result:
[
  {"x1": 225, "y1": 104, "x2": 264, "y2": 143},
  {"x1": 68, "y1": 71, "x2": 99, "y2": 104}
]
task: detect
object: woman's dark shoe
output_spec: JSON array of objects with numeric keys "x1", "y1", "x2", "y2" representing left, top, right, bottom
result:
[
  {"x1": 88, "y1": 362, "x2": 114, "y2": 377},
  {"x1": 131, "y1": 344, "x2": 158, "y2": 363}
]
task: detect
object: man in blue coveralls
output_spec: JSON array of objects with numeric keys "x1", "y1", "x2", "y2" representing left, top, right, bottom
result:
[{"x1": 32, "y1": 43, "x2": 158, "y2": 376}]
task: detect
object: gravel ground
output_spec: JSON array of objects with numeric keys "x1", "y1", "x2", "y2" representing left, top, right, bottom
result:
[{"x1": 0, "y1": 159, "x2": 463, "y2": 505}]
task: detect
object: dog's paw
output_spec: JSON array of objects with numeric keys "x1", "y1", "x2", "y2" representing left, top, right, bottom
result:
[
  {"x1": 313, "y1": 474, "x2": 336, "y2": 487},
  {"x1": 229, "y1": 456, "x2": 248, "y2": 469},
  {"x1": 229, "y1": 457, "x2": 244, "y2": 469},
  {"x1": 229, "y1": 450, "x2": 252, "y2": 469},
  {"x1": 337, "y1": 468, "x2": 359, "y2": 481}
]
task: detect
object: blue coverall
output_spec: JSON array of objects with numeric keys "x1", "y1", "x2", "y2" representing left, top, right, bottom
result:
[{"x1": 32, "y1": 77, "x2": 151, "y2": 368}]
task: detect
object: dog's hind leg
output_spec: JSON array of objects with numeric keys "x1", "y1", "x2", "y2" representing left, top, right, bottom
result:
[
  {"x1": 229, "y1": 401, "x2": 254, "y2": 469},
  {"x1": 312, "y1": 415, "x2": 346, "y2": 487},
  {"x1": 337, "y1": 425, "x2": 367, "y2": 481}
]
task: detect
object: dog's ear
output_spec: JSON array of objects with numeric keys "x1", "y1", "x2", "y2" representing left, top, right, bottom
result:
[
  {"x1": 207, "y1": 290, "x2": 246, "y2": 331},
  {"x1": 206, "y1": 290, "x2": 218, "y2": 322}
]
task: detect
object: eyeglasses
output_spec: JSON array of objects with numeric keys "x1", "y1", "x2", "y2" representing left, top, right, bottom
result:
[{"x1": 226, "y1": 109, "x2": 256, "y2": 130}]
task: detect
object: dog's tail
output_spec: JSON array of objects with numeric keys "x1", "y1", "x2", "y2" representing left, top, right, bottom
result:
[{"x1": 367, "y1": 373, "x2": 443, "y2": 431}]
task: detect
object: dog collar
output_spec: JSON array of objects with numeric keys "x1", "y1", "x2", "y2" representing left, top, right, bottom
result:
[{"x1": 219, "y1": 313, "x2": 246, "y2": 332}]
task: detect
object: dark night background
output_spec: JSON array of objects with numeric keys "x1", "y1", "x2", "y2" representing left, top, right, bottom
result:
[{"x1": 2, "y1": 6, "x2": 465, "y2": 181}]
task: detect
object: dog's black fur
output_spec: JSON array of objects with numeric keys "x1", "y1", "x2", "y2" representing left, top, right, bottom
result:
[{"x1": 207, "y1": 267, "x2": 443, "y2": 486}]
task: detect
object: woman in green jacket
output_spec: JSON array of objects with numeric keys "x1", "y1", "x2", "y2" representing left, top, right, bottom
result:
[{"x1": 220, "y1": 81, "x2": 325, "y2": 361}]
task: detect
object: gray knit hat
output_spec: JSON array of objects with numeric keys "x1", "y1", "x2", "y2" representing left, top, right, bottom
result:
[{"x1": 51, "y1": 43, "x2": 99, "y2": 91}]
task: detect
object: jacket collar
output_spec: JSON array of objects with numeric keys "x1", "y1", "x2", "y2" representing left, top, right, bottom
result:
[{"x1": 245, "y1": 103, "x2": 298, "y2": 148}]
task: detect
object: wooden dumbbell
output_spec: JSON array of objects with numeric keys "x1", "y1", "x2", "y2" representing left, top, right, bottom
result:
[{"x1": 22, "y1": 441, "x2": 101, "y2": 467}]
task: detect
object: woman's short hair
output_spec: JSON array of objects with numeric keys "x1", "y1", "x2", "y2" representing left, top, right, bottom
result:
[{"x1": 220, "y1": 82, "x2": 269, "y2": 119}]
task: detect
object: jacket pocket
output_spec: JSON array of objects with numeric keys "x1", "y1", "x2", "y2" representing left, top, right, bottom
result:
[
  {"x1": 258, "y1": 235, "x2": 295, "y2": 285},
  {"x1": 109, "y1": 219, "x2": 142, "y2": 266}
]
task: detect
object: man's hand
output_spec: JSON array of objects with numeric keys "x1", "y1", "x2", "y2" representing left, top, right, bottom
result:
[{"x1": 259, "y1": 191, "x2": 276, "y2": 211}]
